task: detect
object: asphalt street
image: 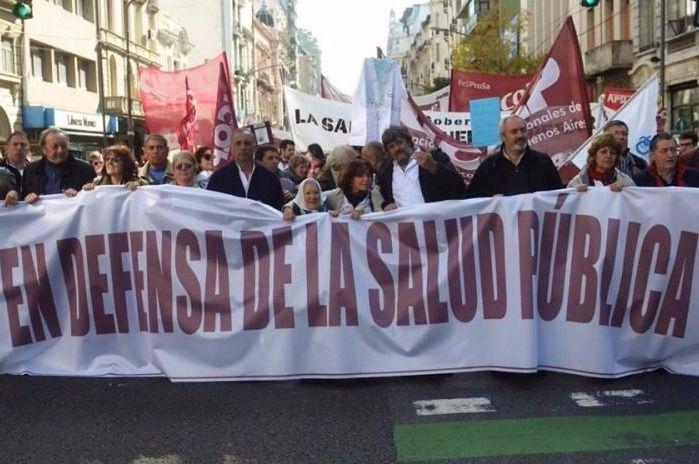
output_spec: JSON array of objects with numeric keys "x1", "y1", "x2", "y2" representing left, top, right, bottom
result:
[{"x1": 2, "y1": 370, "x2": 699, "y2": 463}]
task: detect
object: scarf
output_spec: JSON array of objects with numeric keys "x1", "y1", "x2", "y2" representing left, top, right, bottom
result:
[
  {"x1": 292, "y1": 178, "x2": 325, "y2": 213},
  {"x1": 646, "y1": 162, "x2": 687, "y2": 187},
  {"x1": 586, "y1": 165, "x2": 616, "y2": 186}
]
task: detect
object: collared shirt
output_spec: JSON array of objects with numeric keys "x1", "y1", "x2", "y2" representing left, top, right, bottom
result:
[
  {"x1": 237, "y1": 163, "x2": 256, "y2": 195},
  {"x1": 391, "y1": 158, "x2": 425, "y2": 207}
]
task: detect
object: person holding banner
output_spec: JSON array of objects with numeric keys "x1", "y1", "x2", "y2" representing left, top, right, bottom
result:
[
  {"x1": 207, "y1": 129, "x2": 285, "y2": 210},
  {"x1": 0, "y1": 161, "x2": 21, "y2": 206},
  {"x1": 377, "y1": 126, "x2": 466, "y2": 210},
  {"x1": 466, "y1": 116, "x2": 563, "y2": 198},
  {"x1": 567, "y1": 133, "x2": 635, "y2": 191},
  {"x1": 169, "y1": 151, "x2": 201, "y2": 188},
  {"x1": 22, "y1": 128, "x2": 95, "y2": 200},
  {"x1": 324, "y1": 158, "x2": 383, "y2": 219},
  {"x1": 603, "y1": 120, "x2": 648, "y2": 178},
  {"x1": 82, "y1": 145, "x2": 146, "y2": 192},
  {"x1": 281, "y1": 178, "x2": 327, "y2": 220},
  {"x1": 633, "y1": 133, "x2": 699, "y2": 187}
]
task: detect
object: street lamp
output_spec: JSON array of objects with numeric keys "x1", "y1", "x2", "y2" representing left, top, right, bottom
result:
[{"x1": 123, "y1": 0, "x2": 137, "y2": 149}]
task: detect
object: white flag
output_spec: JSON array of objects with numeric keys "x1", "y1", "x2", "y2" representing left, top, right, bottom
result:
[{"x1": 571, "y1": 75, "x2": 659, "y2": 168}]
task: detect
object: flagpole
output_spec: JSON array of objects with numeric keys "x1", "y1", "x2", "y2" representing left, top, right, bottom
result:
[{"x1": 659, "y1": 0, "x2": 666, "y2": 111}]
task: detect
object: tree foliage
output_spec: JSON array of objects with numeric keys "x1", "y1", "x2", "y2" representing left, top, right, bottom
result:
[{"x1": 451, "y1": 6, "x2": 540, "y2": 75}]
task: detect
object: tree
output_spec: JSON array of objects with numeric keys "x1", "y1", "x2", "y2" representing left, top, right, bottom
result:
[
  {"x1": 422, "y1": 77, "x2": 450, "y2": 94},
  {"x1": 450, "y1": 6, "x2": 540, "y2": 75}
]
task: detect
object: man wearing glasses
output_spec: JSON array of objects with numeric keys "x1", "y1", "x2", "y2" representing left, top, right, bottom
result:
[
  {"x1": 678, "y1": 131, "x2": 699, "y2": 170},
  {"x1": 633, "y1": 132, "x2": 699, "y2": 187}
]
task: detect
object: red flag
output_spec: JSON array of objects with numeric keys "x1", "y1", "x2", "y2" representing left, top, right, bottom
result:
[
  {"x1": 138, "y1": 53, "x2": 235, "y2": 151},
  {"x1": 512, "y1": 16, "x2": 593, "y2": 182},
  {"x1": 211, "y1": 61, "x2": 238, "y2": 168},
  {"x1": 176, "y1": 77, "x2": 197, "y2": 152},
  {"x1": 449, "y1": 70, "x2": 531, "y2": 112}
]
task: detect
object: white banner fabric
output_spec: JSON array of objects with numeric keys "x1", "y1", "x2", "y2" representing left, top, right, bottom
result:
[
  {"x1": 283, "y1": 86, "x2": 351, "y2": 152},
  {"x1": 2, "y1": 186, "x2": 699, "y2": 381},
  {"x1": 572, "y1": 75, "x2": 659, "y2": 168}
]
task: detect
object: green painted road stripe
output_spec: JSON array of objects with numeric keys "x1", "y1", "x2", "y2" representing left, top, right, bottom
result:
[{"x1": 394, "y1": 410, "x2": 699, "y2": 462}]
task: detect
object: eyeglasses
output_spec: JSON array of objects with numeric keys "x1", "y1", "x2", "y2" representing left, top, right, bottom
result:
[
  {"x1": 92, "y1": 161, "x2": 103, "y2": 166},
  {"x1": 104, "y1": 157, "x2": 122, "y2": 164},
  {"x1": 175, "y1": 163, "x2": 193, "y2": 170}
]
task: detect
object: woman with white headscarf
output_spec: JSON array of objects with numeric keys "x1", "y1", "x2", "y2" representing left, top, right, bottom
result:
[{"x1": 282, "y1": 178, "x2": 327, "y2": 221}]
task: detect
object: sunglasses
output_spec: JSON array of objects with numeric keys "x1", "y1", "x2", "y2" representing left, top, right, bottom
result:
[
  {"x1": 104, "y1": 157, "x2": 122, "y2": 163},
  {"x1": 175, "y1": 163, "x2": 193, "y2": 170}
]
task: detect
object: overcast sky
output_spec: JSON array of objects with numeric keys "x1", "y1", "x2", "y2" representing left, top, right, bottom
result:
[{"x1": 295, "y1": 0, "x2": 418, "y2": 96}]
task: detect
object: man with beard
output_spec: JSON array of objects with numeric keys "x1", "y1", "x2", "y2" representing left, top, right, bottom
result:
[
  {"x1": 466, "y1": 115, "x2": 563, "y2": 197},
  {"x1": 376, "y1": 126, "x2": 466, "y2": 210}
]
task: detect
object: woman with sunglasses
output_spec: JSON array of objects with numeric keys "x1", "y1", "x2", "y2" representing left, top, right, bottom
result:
[
  {"x1": 82, "y1": 145, "x2": 145, "y2": 191},
  {"x1": 194, "y1": 145, "x2": 214, "y2": 188},
  {"x1": 170, "y1": 151, "x2": 200, "y2": 187}
]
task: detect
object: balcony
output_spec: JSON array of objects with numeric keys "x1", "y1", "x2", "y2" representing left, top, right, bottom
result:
[
  {"x1": 105, "y1": 96, "x2": 143, "y2": 117},
  {"x1": 584, "y1": 40, "x2": 633, "y2": 76},
  {"x1": 99, "y1": 29, "x2": 160, "y2": 67}
]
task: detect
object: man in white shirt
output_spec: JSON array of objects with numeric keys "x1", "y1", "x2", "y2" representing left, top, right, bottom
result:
[
  {"x1": 376, "y1": 126, "x2": 466, "y2": 210},
  {"x1": 207, "y1": 129, "x2": 285, "y2": 210}
]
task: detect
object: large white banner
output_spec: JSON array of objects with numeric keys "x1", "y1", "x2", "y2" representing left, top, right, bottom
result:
[
  {"x1": 2, "y1": 186, "x2": 699, "y2": 381},
  {"x1": 284, "y1": 86, "x2": 351, "y2": 152}
]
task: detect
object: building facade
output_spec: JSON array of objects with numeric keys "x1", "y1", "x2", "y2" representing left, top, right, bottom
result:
[{"x1": 0, "y1": 1, "x2": 22, "y2": 141}]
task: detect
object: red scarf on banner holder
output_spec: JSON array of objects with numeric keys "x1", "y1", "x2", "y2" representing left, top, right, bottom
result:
[
  {"x1": 586, "y1": 165, "x2": 616, "y2": 185},
  {"x1": 646, "y1": 161, "x2": 688, "y2": 187}
]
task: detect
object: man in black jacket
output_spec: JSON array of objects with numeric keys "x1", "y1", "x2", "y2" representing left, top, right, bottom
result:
[
  {"x1": 604, "y1": 119, "x2": 648, "y2": 177},
  {"x1": 22, "y1": 128, "x2": 95, "y2": 201},
  {"x1": 207, "y1": 129, "x2": 285, "y2": 210},
  {"x1": 376, "y1": 126, "x2": 466, "y2": 210},
  {"x1": 466, "y1": 116, "x2": 563, "y2": 198}
]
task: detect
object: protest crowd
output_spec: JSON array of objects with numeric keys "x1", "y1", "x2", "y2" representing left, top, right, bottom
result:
[{"x1": 1, "y1": 118, "x2": 698, "y2": 214}]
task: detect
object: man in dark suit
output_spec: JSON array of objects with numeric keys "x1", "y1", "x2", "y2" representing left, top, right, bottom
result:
[
  {"x1": 466, "y1": 115, "x2": 563, "y2": 198},
  {"x1": 207, "y1": 129, "x2": 285, "y2": 210},
  {"x1": 376, "y1": 126, "x2": 466, "y2": 210}
]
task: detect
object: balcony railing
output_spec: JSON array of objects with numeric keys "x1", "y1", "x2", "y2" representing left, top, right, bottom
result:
[{"x1": 105, "y1": 96, "x2": 143, "y2": 117}]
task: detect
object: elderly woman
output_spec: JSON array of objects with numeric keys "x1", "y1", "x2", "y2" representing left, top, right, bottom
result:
[
  {"x1": 194, "y1": 145, "x2": 214, "y2": 188},
  {"x1": 318, "y1": 144, "x2": 360, "y2": 191},
  {"x1": 282, "y1": 178, "x2": 327, "y2": 221},
  {"x1": 280, "y1": 154, "x2": 310, "y2": 191},
  {"x1": 169, "y1": 151, "x2": 200, "y2": 187},
  {"x1": 325, "y1": 158, "x2": 383, "y2": 219},
  {"x1": 83, "y1": 145, "x2": 145, "y2": 191},
  {"x1": 568, "y1": 133, "x2": 635, "y2": 191}
]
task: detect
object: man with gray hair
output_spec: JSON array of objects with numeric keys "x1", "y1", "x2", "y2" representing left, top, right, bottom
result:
[
  {"x1": 22, "y1": 127, "x2": 95, "y2": 200},
  {"x1": 603, "y1": 119, "x2": 647, "y2": 177},
  {"x1": 466, "y1": 115, "x2": 563, "y2": 197},
  {"x1": 139, "y1": 133, "x2": 173, "y2": 184},
  {"x1": 207, "y1": 128, "x2": 285, "y2": 210}
]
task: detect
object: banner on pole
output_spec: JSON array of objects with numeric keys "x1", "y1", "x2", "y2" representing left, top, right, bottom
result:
[
  {"x1": 2, "y1": 187, "x2": 699, "y2": 381},
  {"x1": 449, "y1": 70, "x2": 532, "y2": 113},
  {"x1": 139, "y1": 53, "x2": 235, "y2": 151}
]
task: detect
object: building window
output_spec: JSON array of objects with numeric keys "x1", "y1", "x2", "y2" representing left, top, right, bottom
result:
[
  {"x1": 671, "y1": 85, "x2": 698, "y2": 134},
  {"x1": 78, "y1": 60, "x2": 88, "y2": 89},
  {"x1": 1, "y1": 40, "x2": 14, "y2": 74},
  {"x1": 638, "y1": 0, "x2": 655, "y2": 51},
  {"x1": 31, "y1": 47, "x2": 47, "y2": 81},
  {"x1": 55, "y1": 53, "x2": 68, "y2": 85}
]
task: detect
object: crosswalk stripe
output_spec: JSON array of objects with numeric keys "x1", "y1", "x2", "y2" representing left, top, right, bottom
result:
[{"x1": 413, "y1": 398, "x2": 495, "y2": 416}]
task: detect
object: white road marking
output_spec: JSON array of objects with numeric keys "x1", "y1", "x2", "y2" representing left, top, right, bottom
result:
[
  {"x1": 570, "y1": 389, "x2": 653, "y2": 408},
  {"x1": 570, "y1": 392, "x2": 604, "y2": 408},
  {"x1": 413, "y1": 397, "x2": 496, "y2": 416}
]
